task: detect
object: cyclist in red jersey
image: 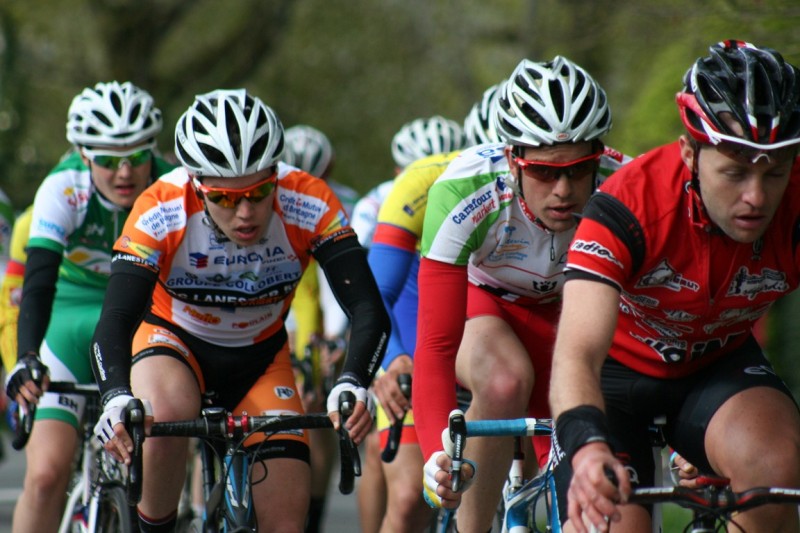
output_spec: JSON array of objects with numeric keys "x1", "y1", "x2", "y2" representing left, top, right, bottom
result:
[
  {"x1": 89, "y1": 89, "x2": 390, "y2": 533},
  {"x1": 549, "y1": 41, "x2": 800, "y2": 533}
]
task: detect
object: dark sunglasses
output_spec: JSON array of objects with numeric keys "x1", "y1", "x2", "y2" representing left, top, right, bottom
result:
[
  {"x1": 194, "y1": 173, "x2": 277, "y2": 208},
  {"x1": 84, "y1": 148, "x2": 152, "y2": 170},
  {"x1": 513, "y1": 150, "x2": 602, "y2": 182}
]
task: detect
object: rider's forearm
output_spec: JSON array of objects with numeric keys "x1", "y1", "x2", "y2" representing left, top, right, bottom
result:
[
  {"x1": 16, "y1": 247, "x2": 61, "y2": 359},
  {"x1": 316, "y1": 235, "x2": 391, "y2": 388},
  {"x1": 367, "y1": 242, "x2": 417, "y2": 369},
  {"x1": 413, "y1": 257, "x2": 468, "y2": 459},
  {"x1": 91, "y1": 259, "x2": 158, "y2": 403},
  {"x1": 549, "y1": 279, "x2": 619, "y2": 417}
]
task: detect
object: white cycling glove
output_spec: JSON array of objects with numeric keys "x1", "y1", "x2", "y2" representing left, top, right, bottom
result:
[
  {"x1": 422, "y1": 428, "x2": 478, "y2": 509},
  {"x1": 93, "y1": 395, "x2": 153, "y2": 445},
  {"x1": 326, "y1": 381, "x2": 374, "y2": 418}
]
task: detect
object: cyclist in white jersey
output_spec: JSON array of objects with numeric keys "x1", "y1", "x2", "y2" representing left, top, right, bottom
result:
[
  {"x1": 4, "y1": 81, "x2": 171, "y2": 532},
  {"x1": 413, "y1": 57, "x2": 629, "y2": 532}
]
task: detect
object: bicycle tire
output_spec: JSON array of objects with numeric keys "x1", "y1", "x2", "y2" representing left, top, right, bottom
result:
[{"x1": 94, "y1": 483, "x2": 134, "y2": 533}]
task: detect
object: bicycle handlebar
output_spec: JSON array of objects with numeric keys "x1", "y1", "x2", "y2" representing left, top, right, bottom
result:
[
  {"x1": 629, "y1": 485, "x2": 800, "y2": 515},
  {"x1": 446, "y1": 410, "x2": 553, "y2": 493},
  {"x1": 124, "y1": 390, "x2": 362, "y2": 503},
  {"x1": 381, "y1": 373, "x2": 412, "y2": 463},
  {"x1": 11, "y1": 381, "x2": 99, "y2": 450}
]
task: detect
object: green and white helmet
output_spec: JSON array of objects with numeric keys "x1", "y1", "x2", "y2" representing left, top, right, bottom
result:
[{"x1": 66, "y1": 81, "x2": 162, "y2": 148}]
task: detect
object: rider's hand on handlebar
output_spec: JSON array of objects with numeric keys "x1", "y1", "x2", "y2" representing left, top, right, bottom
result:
[
  {"x1": 4, "y1": 352, "x2": 49, "y2": 412},
  {"x1": 326, "y1": 381, "x2": 373, "y2": 444},
  {"x1": 94, "y1": 394, "x2": 153, "y2": 465},
  {"x1": 422, "y1": 450, "x2": 475, "y2": 510},
  {"x1": 372, "y1": 355, "x2": 412, "y2": 423},
  {"x1": 567, "y1": 442, "x2": 627, "y2": 533}
]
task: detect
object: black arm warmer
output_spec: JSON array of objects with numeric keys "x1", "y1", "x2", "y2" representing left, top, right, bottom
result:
[
  {"x1": 90, "y1": 259, "x2": 158, "y2": 403},
  {"x1": 17, "y1": 247, "x2": 62, "y2": 359},
  {"x1": 554, "y1": 405, "x2": 611, "y2": 463},
  {"x1": 314, "y1": 235, "x2": 391, "y2": 388}
]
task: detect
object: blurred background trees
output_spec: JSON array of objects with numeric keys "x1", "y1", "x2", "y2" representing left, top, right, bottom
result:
[{"x1": 2, "y1": 0, "x2": 800, "y2": 388}]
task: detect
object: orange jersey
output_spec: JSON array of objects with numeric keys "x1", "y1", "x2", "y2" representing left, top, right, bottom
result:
[{"x1": 115, "y1": 163, "x2": 352, "y2": 347}]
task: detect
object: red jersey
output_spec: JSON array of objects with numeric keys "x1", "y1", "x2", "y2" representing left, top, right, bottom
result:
[{"x1": 566, "y1": 142, "x2": 800, "y2": 378}]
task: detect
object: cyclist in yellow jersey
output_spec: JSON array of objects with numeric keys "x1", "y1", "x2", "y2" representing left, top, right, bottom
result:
[
  {"x1": 357, "y1": 115, "x2": 470, "y2": 533},
  {"x1": 0, "y1": 206, "x2": 32, "y2": 375}
]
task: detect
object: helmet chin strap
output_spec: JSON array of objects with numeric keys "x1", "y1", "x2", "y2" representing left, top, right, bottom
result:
[{"x1": 192, "y1": 180, "x2": 231, "y2": 244}]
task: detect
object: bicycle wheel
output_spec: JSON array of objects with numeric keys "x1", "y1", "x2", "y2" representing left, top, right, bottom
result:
[{"x1": 94, "y1": 483, "x2": 133, "y2": 533}]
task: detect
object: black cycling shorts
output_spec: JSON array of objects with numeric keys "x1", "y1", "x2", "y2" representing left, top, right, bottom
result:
[{"x1": 554, "y1": 336, "x2": 797, "y2": 520}]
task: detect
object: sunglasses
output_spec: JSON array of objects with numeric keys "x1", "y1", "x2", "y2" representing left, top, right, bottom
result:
[
  {"x1": 194, "y1": 173, "x2": 277, "y2": 208},
  {"x1": 83, "y1": 147, "x2": 153, "y2": 170},
  {"x1": 709, "y1": 141, "x2": 797, "y2": 166},
  {"x1": 513, "y1": 150, "x2": 602, "y2": 182}
]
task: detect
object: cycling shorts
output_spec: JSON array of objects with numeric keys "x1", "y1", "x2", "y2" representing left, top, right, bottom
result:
[
  {"x1": 467, "y1": 283, "x2": 559, "y2": 468},
  {"x1": 553, "y1": 336, "x2": 797, "y2": 520},
  {"x1": 37, "y1": 280, "x2": 107, "y2": 428},
  {"x1": 132, "y1": 315, "x2": 310, "y2": 461}
]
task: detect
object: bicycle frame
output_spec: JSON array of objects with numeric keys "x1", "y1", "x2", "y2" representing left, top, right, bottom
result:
[
  {"x1": 444, "y1": 413, "x2": 668, "y2": 533},
  {"x1": 442, "y1": 412, "x2": 556, "y2": 533}
]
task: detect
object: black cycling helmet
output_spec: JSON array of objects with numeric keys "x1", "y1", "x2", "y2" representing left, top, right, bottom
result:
[{"x1": 677, "y1": 40, "x2": 800, "y2": 149}]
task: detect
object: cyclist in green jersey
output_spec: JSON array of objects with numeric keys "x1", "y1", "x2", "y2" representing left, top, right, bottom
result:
[{"x1": 4, "y1": 81, "x2": 174, "y2": 532}]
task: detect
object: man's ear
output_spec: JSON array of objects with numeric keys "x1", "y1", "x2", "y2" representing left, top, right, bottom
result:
[
  {"x1": 678, "y1": 135, "x2": 696, "y2": 171},
  {"x1": 504, "y1": 145, "x2": 516, "y2": 169}
]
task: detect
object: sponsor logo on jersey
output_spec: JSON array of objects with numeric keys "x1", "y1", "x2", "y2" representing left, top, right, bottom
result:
[
  {"x1": 274, "y1": 386, "x2": 295, "y2": 400},
  {"x1": 279, "y1": 192, "x2": 328, "y2": 231},
  {"x1": 451, "y1": 190, "x2": 495, "y2": 224},
  {"x1": 232, "y1": 312, "x2": 272, "y2": 329},
  {"x1": 621, "y1": 292, "x2": 660, "y2": 309},
  {"x1": 636, "y1": 259, "x2": 700, "y2": 292},
  {"x1": 182, "y1": 305, "x2": 222, "y2": 325},
  {"x1": 570, "y1": 240, "x2": 623, "y2": 268},
  {"x1": 703, "y1": 304, "x2": 770, "y2": 334},
  {"x1": 118, "y1": 236, "x2": 161, "y2": 264},
  {"x1": 135, "y1": 198, "x2": 186, "y2": 240},
  {"x1": 147, "y1": 331, "x2": 191, "y2": 357},
  {"x1": 64, "y1": 186, "x2": 91, "y2": 210},
  {"x1": 212, "y1": 247, "x2": 286, "y2": 266},
  {"x1": 35, "y1": 219, "x2": 67, "y2": 239},
  {"x1": 726, "y1": 266, "x2": 788, "y2": 300},
  {"x1": 85, "y1": 223, "x2": 105, "y2": 237},
  {"x1": 190, "y1": 252, "x2": 208, "y2": 268}
]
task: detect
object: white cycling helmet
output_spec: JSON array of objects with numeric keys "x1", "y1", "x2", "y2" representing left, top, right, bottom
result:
[
  {"x1": 494, "y1": 57, "x2": 612, "y2": 146},
  {"x1": 282, "y1": 125, "x2": 335, "y2": 178},
  {"x1": 175, "y1": 89, "x2": 284, "y2": 178},
  {"x1": 463, "y1": 82, "x2": 505, "y2": 146},
  {"x1": 391, "y1": 116, "x2": 466, "y2": 169},
  {"x1": 66, "y1": 81, "x2": 162, "y2": 148}
]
